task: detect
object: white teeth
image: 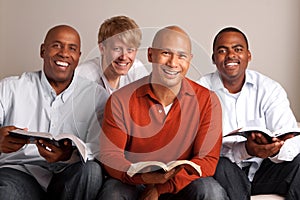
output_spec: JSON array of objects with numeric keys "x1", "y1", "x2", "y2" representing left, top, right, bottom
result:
[
  {"x1": 226, "y1": 63, "x2": 238, "y2": 66},
  {"x1": 56, "y1": 61, "x2": 69, "y2": 67},
  {"x1": 164, "y1": 69, "x2": 179, "y2": 75}
]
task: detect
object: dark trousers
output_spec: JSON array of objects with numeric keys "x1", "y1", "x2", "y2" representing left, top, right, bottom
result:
[
  {"x1": 0, "y1": 161, "x2": 103, "y2": 200},
  {"x1": 99, "y1": 177, "x2": 229, "y2": 200},
  {"x1": 214, "y1": 155, "x2": 300, "y2": 200}
]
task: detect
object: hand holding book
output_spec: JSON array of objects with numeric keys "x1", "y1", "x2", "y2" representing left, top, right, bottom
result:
[{"x1": 225, "y1": 127, "x2": 300, "y2": 143}]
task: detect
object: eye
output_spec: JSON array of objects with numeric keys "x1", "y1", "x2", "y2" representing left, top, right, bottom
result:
[
  {"x1": 234, "y1": 47, "x2": 243, "y2": 53},
  {"x1": 52, "y1": 43, "x2": 62, "y2": 49},
  {"x1": 113, "y1": 47, "x2": 122, "y2": 52},
  {"x1": 217, "y1": 49, "x2": 227, "y2": 54},
  {"x1": 162, "y1": 51, "x2": 171, "y2": 56},
  {"x1": 127, "y1": 48, "x2": 136, "y2": 53},
  {"x1": 178, "y1": 53, "x2": 188, "y2": 59},
  {"x1": 69, "y1": 46, "x2": 78, "y2": 52}
]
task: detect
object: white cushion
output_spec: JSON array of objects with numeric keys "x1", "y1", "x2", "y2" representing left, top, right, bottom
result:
[{"x1": 251, "y1": 194, "x2": 284, "y2": 200}]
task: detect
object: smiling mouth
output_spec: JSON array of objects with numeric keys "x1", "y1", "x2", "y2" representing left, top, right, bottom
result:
[
  {"x1": 163, "y1": 69, "x2": 180, "y2": 76},
  {"x1": 225, "y1": 62, "x2": 239, "y2": 67},
  {"x1": 114, "y1": 61, "x2": 130, "y2": 68},
  {"x1": 55, "y1": 61, "x2": 69, "y2": 67}
]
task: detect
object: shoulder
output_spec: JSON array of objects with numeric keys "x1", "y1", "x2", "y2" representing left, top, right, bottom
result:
[
  {"x1": 196, "y1": 71, "x2": 219, "y2": 90},
  {"x1": 128, "y1": 59, "x2": 150, "y2": 77},
  {"x1": 111, "y1": 76, "x2": 149, "y2": 99},
  {"x1": 76, "y1": 57, "x2": 101, "y2": 82},
  {"x1": 76, "y1": 75, "x2": 107, "y2": 95},
  {"x1": 186, "y1": 78, "x2": 218, "y2": 100},
  {"x1": 0, "y1": 71, "x2": 40, "y2": 89},
  {"x1": 247, "y1": 70, "x2": 284, "y2": 91}
]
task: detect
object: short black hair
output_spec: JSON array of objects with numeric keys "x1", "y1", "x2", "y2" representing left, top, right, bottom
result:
[{"x1": 212, "y1": 27, "x2": 249, "y2": 50}]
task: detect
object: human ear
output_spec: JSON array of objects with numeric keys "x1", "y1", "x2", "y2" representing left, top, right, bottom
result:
[
  {"x1": 147, "y1": 48, "x2": 153, "y2": 63},
  {"x1": 212, "y1": 54, "x2": 215, "y2": 64},
  {"x1": 99, "y1": 43, "x2": 105, "y2": 55},
  {"x1": 40, "y1": 44, "x2": 45, "y2": 58}
]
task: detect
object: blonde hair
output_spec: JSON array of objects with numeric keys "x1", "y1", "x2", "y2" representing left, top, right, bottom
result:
[{"x1": 98, "y1": 15, "x2": 142, "y2": 48}]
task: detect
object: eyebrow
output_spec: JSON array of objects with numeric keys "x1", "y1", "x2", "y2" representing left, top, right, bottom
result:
[
  {"x1": 153, "y1": 47, "x2": 189, "y2": 54},
  {"x1": 51, "y1": 40, "x2": 79, "y2": 47},
  {"x1": 216, "y1": 44, "x2": 244, "y2": 50}
]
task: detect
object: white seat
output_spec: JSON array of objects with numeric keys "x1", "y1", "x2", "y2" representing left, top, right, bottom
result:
[{"x1": 251, "y1": 194, "x2": 284, "y2": 200}]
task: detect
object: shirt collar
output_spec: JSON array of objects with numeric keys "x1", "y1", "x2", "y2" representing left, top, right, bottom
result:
[
  {"x1": 41, "y1": 70, "x2": 77, "y2": 103},
  {"x1": 212, "y1": 69, "x2": 256, "y2": 91}
]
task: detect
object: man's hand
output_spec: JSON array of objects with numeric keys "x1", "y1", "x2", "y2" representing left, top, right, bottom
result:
[
  {"x1": 0, "y1": 126, "x2": 28, "y2": 153},
  {"x1": 245, "y1": 132, "x2": 283, "y2": 158},
  {"x1": 141, "y1": 168, "x2": 179, "y2": 185},
  {"x1": 139, "y1": 185, "x2": 159, "y2": 200},
  {"x1": 36, "y1": 139, "x2": 73, "y2": 163}
]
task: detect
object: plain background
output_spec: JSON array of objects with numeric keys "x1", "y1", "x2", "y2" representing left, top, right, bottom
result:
[{"x1": 1, "y1": 0, "x2": 299, "y2": 121}]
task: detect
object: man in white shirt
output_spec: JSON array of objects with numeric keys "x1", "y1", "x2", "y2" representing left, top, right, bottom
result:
[
  {"x1": 0, "y1": 25, "x2": 108, "y2": 200},
  {"x1": 198, "y1": 27, "x2": 300, "y2": 199},
  {"x1": 76, "y1": 15, "x2": 149, "y2": 94}
]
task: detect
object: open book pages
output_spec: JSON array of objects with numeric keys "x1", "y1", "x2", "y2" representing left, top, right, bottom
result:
[
  {"x1": 127, "y1": 160, "x2": 202, "y2": 177},
  {"x1": 9, "y1": 129, "x2": 88, "y2": 162},
  {"x1": 225, "y1": 127, "x2": 300, "y2": 142}
]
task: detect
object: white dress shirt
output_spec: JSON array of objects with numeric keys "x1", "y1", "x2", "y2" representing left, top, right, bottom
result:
[
  {"x1": 0, "y1": 70, "x2": 108, "y2": 190},
  {"x1": 76, "y1": 57, "x2": 149, "y2": 94},
  {"x1": 197, "y1": 69, "x2": 298, "y2": 181}
]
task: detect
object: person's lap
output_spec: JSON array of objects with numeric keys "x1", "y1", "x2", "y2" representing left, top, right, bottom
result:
[{"x1": 99, "y1": 176, "x2": 228, "y2": 200}]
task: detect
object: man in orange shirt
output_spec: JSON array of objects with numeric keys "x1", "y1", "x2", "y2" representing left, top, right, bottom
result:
[{"x1": 99, "y1": 26, "x2": 228, "y2": 200}]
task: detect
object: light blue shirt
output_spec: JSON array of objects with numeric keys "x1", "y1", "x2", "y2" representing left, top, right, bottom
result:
[
  {"x1": 198, "y1": 69, "x2": 298, "y2": 181},
  {"x1": 76, "y1": 57, "x2": 149, "y2": 94},
  {"x1": 0, "y1": 70, "x2": 108, "y2": 190}
]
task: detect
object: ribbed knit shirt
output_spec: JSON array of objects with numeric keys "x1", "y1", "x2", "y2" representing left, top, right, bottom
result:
[{"x1": 100, "y1": 75, "x2": 222, "y2": 195}]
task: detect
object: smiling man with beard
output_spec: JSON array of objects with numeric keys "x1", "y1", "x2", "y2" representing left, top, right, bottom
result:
[
  {"x1": 99, "y1": 25, "x2": 227, "y2": 200},
  {"x1": 0, "y1": 25, "x2": 108, "y2": 200},
  {"x1": 198, "y1": 27, "x2": 300, "y2": 199}
]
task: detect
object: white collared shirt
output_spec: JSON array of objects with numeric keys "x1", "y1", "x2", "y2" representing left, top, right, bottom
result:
[
  {"x1": 0, "y1": 70, "x2": 108, "y2": 190},
  {"x1": 76, "y1": 57, "x2": 149, "y2": 94},
  {"x1": 197, "y1": 69, "x2": 298, "y2": 181}
]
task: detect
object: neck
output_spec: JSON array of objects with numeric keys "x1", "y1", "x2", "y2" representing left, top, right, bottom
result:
[
  {"x1": 151, "y1": 83, "x2": 181, "y2": 107},
  {"x1": 223, "y1": 78, "x2": 244, "y2": 94},
  {"x1": 103, "y1": 69, "x2": 120, "y2": 89},
  {"x1": 102, "y1": 59, "x2": 120, "y2": 89},
  {"x1": 49, "y1": 80, "x2": 71, "y2": 95}
]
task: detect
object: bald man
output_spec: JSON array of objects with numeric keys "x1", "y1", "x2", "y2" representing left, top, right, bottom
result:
[
  {"x1": 99, "y1": 26, "x2": 228, "y2": 200},
  {"x1": 0, "y1": 25, "x2": 108, "y2": 200}
]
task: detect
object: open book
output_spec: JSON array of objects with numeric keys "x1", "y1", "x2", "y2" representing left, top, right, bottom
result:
[
  {"x1": 127, "y1": 160, "x2": 202, "y2": 177},
  {"x1": 225, "y1": 127, "x2": 300, "y2": 143},
  {"x1": 9, "y1": 129, "x2": 88, "y2": 162}
]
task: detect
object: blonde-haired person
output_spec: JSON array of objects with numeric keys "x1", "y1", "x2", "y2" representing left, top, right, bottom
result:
[{"x1": 77, "y1": 15, "x2": 149, "y2": 94}]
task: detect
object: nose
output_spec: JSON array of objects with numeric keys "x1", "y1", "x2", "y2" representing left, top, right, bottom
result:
[
  {"x1": 167, "y1": 53, "x2": 179, "y2": 68},
  {"x1": 118, "y1": 48, "x2": 129, "y2": 60},
  {"x1": 227, "y1": 49, "x2": 236, "y2": 59},
  {"x1": 58, "y1": 46, "x2": 70, "y2": 58}
]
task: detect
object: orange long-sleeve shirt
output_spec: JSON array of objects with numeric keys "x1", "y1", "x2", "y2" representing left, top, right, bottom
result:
[{"x1": 99, "y1": 75, "x2": 222, "y2": 195}]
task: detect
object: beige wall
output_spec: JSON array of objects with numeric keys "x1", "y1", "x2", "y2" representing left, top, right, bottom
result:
[{"x1": 1, "y1": 0, "x2": 300, "y2": 120}]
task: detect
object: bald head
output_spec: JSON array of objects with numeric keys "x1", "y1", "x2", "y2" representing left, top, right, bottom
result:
[
  {"x1": 44, "y1": 25, "x2": 81, "y2": 48},
  {"x1": 152, "y1": 25, "x2": 192, "y2": 52}
]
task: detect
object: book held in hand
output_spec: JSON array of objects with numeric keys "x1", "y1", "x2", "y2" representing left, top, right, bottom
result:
[
  {"x1": 127, "y1": 160, "x2": 202, "y2": 177},
  {"x1": 9, "y1": 129, "x2": 88, "y2": 162},
  {"x1": 225, "y1": 127, "x2": 300, "y2": 143}
]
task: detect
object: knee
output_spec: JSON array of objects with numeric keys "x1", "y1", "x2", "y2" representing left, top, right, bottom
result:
[
  {"x1": 99, "y1": 178, "x2": 138, "y2": 199},
  {"x1": 77, "y1": 161, "x2": 103, "y2": 186},
  {"x1": 187, "y1": 177, "x2": 229, "y2": 200}
]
